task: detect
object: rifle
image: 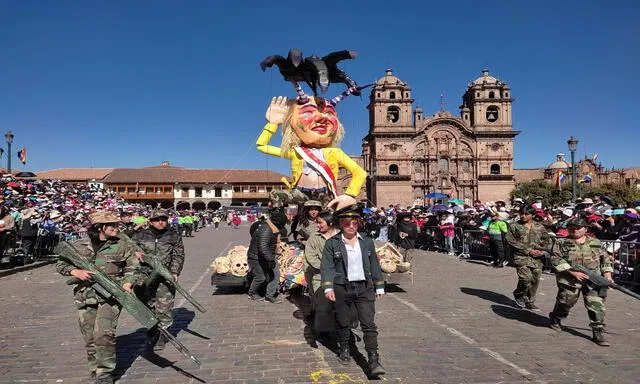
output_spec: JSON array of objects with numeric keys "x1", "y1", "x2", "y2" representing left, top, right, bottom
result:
[
  {"x1": 55, "y1": 241, "x2": 202, "y2": 367},
  {"x1": 570, "y1": 264, "x2": 640, "y2": 301},
  {"x1": 141, "y1": 254, "x2": 207, "y2": 313}
]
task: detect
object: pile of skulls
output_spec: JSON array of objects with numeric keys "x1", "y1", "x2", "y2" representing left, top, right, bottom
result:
[
  {"x1": 211, "y1": 246, "x2": 249, "y2": 277},
  {"x1": 375, "y1": 243, "x2": 410, "y2": 273}
]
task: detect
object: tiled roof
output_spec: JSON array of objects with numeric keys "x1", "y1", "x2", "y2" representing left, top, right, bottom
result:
[
  {"x1": 102, "y1": 167, "x2": 286, "y2": 184},
  {"x1": 35, "y1": 168, "x2": 114, "y2": 181},
  {"x1": 513, "y1": 168, "x2": 545, "y2": 184}
]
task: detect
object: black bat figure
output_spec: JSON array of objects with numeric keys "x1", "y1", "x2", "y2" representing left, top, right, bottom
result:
[{"x1": 260, "y1": 49, "x2": 359, "y2": 95}]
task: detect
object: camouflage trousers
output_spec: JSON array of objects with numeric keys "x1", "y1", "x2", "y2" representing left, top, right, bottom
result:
[
  {"x1": 270, "y1": 188, "x2": 332, "y2": 207},
  {"x1": 77, "y1": 301, "x2": 122, "y2": 378},
  {"x1": 551, "y1": 282, "x2": 606, "y2": 329},
  {"x1": 513, "y1": 265, "x2": 542, "y2": 304},
  {"x1": 141, "y1": 279, "x2": 176, "y2": 329}
]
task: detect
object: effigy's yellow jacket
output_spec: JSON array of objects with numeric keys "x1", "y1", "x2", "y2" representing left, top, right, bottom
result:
[{"x1": 256, "y1": 123, "x2": 366, "y2": 197}]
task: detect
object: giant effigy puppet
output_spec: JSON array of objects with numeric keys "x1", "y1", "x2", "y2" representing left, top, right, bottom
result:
[{"x1": 257, "y1": 49, "x2": 368, "y2": 210}]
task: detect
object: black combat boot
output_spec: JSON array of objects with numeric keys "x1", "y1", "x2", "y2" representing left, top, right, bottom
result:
[
  {"x1": 592, "y1": 328, "x2": 610, "y2": 347},
  {"x1": 368, "y1": 351, "x2": 386, "y2": 377},
  {"x1": 338, "y1": 343, "x2": 351, "y2": 365},
  {"x1": 548, "y1": 313, "x2": 562, "y2": 332}
]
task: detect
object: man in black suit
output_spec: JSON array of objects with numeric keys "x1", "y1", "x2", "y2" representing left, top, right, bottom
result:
[{"x1": 321, "y1": 204, "x2": 386, "y2": 377}]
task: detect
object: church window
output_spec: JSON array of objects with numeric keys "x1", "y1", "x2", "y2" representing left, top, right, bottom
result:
[
  {"x1": 405, "y1": 92, "x2": 409, "y2": 97},
  {"x1": 489, "y1": 91, "x2": 495, "y2": 99},
  {"x1": 386, "y1": 107, "x2": 400, "y2": 123},
  {"x1": 389, "y1": 164, "x2": 399, "y2": 175},
  {"x1": 476, "y1": 92, "x2": 480, "y2": 97},
  {"x1": 486, "y1": 106, "x2": 499, "y2": 122},
  {"x1": 377, "y1": 92, "x2": 380, "y2": 97},
  {"x1": 505, "y1": 92, "x2": 509, "y2": 97},
  {"x1": 490, "y1": 164, "x2": 501, "y2": 175},
  {"x1": 390, "y1": 91, "x2": 396, "y2": 99},
  {"x1": 438, "y1": 158, "x2": 449, "y2": 173}
]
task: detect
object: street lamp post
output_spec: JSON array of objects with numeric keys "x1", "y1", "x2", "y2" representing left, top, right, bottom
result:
[
  {"x1": 4, "y1": 131, "x2": 14, "y2": 175},
  {"x1": 567, "y1": 136, "x2": 578, "y2": 201}
]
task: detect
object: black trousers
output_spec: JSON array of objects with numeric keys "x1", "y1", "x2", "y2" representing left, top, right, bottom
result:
[
  {"x1": 247, "y1": 259, "x2": 280, "y2": 298},
  {"x1": 22, "y1": 236, "x2": 37, "y2": 256},
  {"x1": 489, "y1": 237, "x2": 507, "y2": 265},
  {"x1": 334, "y1": 281, "x2": 378, "y2": 352}
]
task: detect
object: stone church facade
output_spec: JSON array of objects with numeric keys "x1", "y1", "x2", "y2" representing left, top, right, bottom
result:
[{"x1": 361, "y1": 69, "x2": 520, "y2": 208}]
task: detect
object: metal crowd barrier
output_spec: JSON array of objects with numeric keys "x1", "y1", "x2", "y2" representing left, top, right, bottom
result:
[{"x1": 418, "y1": 225, "x2": 639, "y2": 287}]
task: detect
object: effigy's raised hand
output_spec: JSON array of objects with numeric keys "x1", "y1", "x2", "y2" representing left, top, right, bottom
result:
[{"x1": 265, "y1": 96, "x2": 289, "y2": 125}]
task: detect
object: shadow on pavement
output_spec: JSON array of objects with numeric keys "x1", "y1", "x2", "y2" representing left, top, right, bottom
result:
[
  {"x1": 385, "y1": 284, "x2": 406, "y2": 293},
  {"x1": 114, "y1": 308, "x2": 203, "y2": 381},
  {"x1": 460, "y1": 287, "x2": 516, "y2": 307},
  {"x1": 561, "y1": 325, "x2": 596, "y2": 342},
  {"x1": 491, "y1": 304, "x2": 550, "y2": 327}
]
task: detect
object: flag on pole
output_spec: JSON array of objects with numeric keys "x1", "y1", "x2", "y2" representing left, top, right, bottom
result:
[
  {"x1": 17, "y1": 148, "x2": 26, "y2": 164},
  {"x1": 556, "y1": 170, "x2": 567, "y2": 189},
  {"x1": 592, "y1": 153, "x2": 598, "y2": 161},
  {"x1": 579, "y1": 172, "x2": 593, "y2": 183}
]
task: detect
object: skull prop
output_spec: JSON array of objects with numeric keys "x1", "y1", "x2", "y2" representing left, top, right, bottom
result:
[
  {"x1": 228, "y1": 247, "x2": 249, "y2": 277},
  {"x1": 212, "y1": 257, "x2": 230, "y2": 274}
]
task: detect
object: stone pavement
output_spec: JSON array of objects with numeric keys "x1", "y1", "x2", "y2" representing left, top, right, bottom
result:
[{"x1": 0, "y1": 225, "x2": 639, "y2": 384}]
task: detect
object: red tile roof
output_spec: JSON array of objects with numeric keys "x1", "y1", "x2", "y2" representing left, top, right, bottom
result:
[
  {"x1": 101, "y1": 167, "x2": 285, "y2": 184},
  {"x1": 35, "y1": 168, "x2": 115, "y2": 181}
]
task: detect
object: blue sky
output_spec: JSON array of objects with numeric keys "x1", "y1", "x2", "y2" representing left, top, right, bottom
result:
[{"x1": 1, "y1": 1, "x2": 638, "y2": 176}]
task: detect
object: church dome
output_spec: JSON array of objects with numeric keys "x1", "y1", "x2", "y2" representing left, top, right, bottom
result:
[
  {"x1": 472, "y1": 69, "x2": 503, "y2": 86},
  {"x1": 376, "y1": 69, "x2": 408, "y2": 87},
  {"x1": 547, "y1": 153, "x2": 570, "y2": 170}
]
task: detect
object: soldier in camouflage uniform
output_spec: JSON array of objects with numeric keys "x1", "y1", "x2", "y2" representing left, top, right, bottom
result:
[
  {"x1": 549, "y1": 216, "x2": 614, "y2": 346},
  {"x1": 56, "y1": 211, "x2": 142, "y2": 384},
  {"x1": 133, "y1": 209, "x2": 185, "y2": 351},
  {"x1": 505, "y1": 205, "x2": 551, "y2": 311}
]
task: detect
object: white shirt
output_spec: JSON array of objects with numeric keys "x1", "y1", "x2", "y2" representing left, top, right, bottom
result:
[
  {"x1": 324, "y1": 233, "x2": 385, "y2": 295},
  {"x1": 342, "y1": 233, "x2": 366, "y2": 282}
]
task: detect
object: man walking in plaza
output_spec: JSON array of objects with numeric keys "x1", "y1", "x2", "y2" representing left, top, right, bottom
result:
[
  {"x1": 548, "y1": 216, "x2": 614, "y2": 346},
  {"x1": 505, "y1": 204, "x2": 551, "y2": 311},
  {"x1": 321, "y1": 204, "x2": 386, "y2": 377},
  {"x1": 133, "y1": 209, "x2": 185, "y2": 351},
  {"x1": 246, "y1": 207, "x2": 287, "y2": 303},
  {"x1": 56, "y1": 211, "x2": 142, "y2": 384},
  {"x1": 488, "y1": 210, "x2": 509, "y2": 267}
]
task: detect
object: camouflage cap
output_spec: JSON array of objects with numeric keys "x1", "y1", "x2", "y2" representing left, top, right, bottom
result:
[
  {"x1": 88, "y1": 211, "x2": 120, "y2": 225},
  {"x1": 149, "y1": 209, "x2": 170, "y2": 220},
  {"x1": 304, "y1": 200, "x2": 323, "y2": 208}
]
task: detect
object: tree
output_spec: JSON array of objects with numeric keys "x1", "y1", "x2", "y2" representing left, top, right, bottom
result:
[
  {"x1": 582, "y1": 183, "x2": 640, "y2": 207},
  {"x1": 510, "y1": 180, "x2": 572, "y2": 207}
]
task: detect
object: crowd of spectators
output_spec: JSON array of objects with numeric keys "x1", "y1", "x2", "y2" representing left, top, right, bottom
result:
[{"x1": 0, "y1": 176, "x2": 230, "y2": 265}]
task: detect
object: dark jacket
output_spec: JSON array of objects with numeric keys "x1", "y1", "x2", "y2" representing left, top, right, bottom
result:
[
  {"x1": 320, "y1": 233, "x2": 385, "y2": 292},
  {"x1": 21, "y1": 218, "x2": 39, "y2": 238},
  {"x1": 247, "y1": 220, "x2": 279, "y2": 262},
  {"x1": 395, "y1": 219, "x2": 418, "y2": 249},
  {"x1": 133, "y1": 226, "x2": 185, "y2": 275}
]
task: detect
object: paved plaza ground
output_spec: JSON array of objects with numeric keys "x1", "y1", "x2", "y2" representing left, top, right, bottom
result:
[{"x1": 1, "y1": 225, "x2": 639, "y2": 384}]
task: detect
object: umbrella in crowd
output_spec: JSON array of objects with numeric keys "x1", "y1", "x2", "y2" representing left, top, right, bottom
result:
[{"x1": 425, "y1": 192, "x2": 449, "y2": 199}]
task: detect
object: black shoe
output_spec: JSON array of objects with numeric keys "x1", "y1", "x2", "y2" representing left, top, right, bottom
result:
[
  {"x1": 248, "y1": 294, "x2": 264, "y2": 301},
  {"x1": 592, "y1": 328, "x2": 610, "y2": 347},
  {"x1": 548, "y1": 313, "x2": 562, "y2": 331},
  {"x1": 513, "y1": 296, "x2": 526, "y2": 308},
  {"x1": 146, "y1": 329, "x2": 160, "y2": 349},
  {"x1": 368, "y1": 351, "x2": 386, "y2": 377},
  {"x1": 265, "y1": 296, "x2": 283, "y2": 304},
  {"x1": 525, "y1": 303, "x2": 541, "y2": 312},
  {"x1": 338, "y1": 345, "x2": 351, "y2": 365}
]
